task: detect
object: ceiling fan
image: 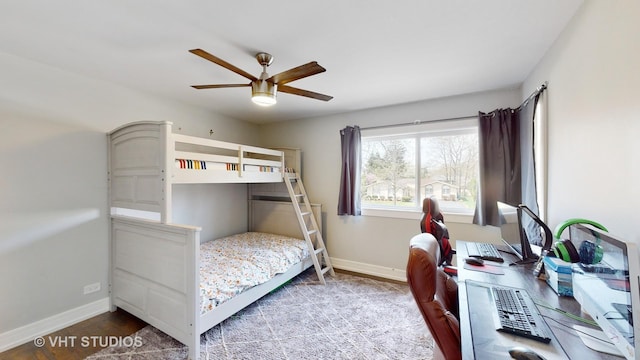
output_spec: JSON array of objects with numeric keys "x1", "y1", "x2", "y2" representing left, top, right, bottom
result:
[{"x1": 189, "y1": 48, "x2": 333, "y2": 106}]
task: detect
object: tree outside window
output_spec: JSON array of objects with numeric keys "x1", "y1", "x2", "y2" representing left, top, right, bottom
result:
[{"x1": 361, "y1": 122, "x2": 478, "y2": 214}]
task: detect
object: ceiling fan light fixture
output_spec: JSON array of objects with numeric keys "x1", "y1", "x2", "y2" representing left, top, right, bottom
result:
[
  {"x1": 251, "y1": 80, "x2": 277, "y2": 106},
  {"x1": 190, "y1": 49, "x2": 332, "y2": 104}
]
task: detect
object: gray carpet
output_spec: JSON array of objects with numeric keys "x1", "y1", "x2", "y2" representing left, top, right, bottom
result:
[{"x1": 86, "y1": 268, "x2": 434, "y2": 359}]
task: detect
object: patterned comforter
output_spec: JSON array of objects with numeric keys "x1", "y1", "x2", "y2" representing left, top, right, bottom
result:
[{"x1": 199, "y1": 232, "x2": 308, "y2": 315}]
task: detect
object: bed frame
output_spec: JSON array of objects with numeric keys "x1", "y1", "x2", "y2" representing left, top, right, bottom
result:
[
  {"x1": 109, "y1": 121, "x2": 287, "y2": 223},
  {"x1": 107, "y1": 121, "x2": 319, "y2": 359}
]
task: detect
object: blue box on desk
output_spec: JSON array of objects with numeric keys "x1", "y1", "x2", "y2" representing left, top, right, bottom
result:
[{"x1": 543, "y1": 256, "x2": 573, "y2": 296}]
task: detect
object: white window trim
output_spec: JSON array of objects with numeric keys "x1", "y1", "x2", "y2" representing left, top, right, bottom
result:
[{"x1": 361, "y1": 207, "x2": 474, "y2": 224}]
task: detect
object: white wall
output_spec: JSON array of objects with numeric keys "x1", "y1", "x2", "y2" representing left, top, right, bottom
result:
[
  {"x1": 259, "y1": 89, "x2": 520, "y2": 278},
  {"x1": 0, "y1": 52, "x2": 258, "y2": 340},
  {"x1": 172, "y1": 184, "x2": 250, "y2": 243},
  {"x1": 522, "y1": 0, "x2": 640, "y2": 243}
]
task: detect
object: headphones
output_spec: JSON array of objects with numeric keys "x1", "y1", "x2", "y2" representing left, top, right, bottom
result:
[{"x1": 553, "y1": 218, "x2": 608, "y2": 264}]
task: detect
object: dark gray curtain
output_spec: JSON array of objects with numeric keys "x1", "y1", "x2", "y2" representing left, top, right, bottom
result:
[
  {"x1": 473, "y1": 109, "x2": 521, "y2": 226},
  {"x1": 337, "y1": 126, "x2": 361, "y2": 216},
  {"x1": 473, "y1": 93, "x2": 543, "y2": 242},
  {"x1": 519, "y1": 94, "x2": 543, "y2": 245}
]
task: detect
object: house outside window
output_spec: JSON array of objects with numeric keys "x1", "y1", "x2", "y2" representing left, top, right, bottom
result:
[
  {"x1": 361, "y1": 117, "x2": 479, "y2": 217},
  {"x1": 425, "y1": 184, "x2": 433, "y2": 195}
]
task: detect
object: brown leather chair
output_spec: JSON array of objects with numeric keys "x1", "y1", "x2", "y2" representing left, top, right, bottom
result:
[{"x1": 407, "y1": 233, "x2": 461, "y2": 360}]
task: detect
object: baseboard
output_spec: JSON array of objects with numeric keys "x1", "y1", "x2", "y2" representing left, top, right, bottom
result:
[
  {"x1": 330, "y1": 257, "x2": 407, "y2": 282},
  {"x1": 0, "y1": 297, "x2": 110, "y2": 353}
]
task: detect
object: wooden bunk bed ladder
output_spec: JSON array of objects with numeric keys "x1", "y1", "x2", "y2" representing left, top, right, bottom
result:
[{"x1": 284, "y1": 173, "x2": 335, "y2": 285}]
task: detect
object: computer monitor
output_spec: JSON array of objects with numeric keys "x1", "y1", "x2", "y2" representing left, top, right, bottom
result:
[
  {"x1": 496, "y1": 201, "x2": 544, "y2": 263},
  {"x1": 571, "y1": 224, "x2": 640, "y2": 360},
  {"x1": 518, "y1": 204, "x2": 553, "y2": 253}
]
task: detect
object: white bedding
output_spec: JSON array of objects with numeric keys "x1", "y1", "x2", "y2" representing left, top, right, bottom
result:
[{"x1": 199, "y1": 232, "x2": 308, "y2": 315}]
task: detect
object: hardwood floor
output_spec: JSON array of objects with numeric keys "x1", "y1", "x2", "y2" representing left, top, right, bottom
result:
[
  {"x1": 0, "y1": 309, "x2": 147, "y2": 360},
  {"x1": 0, "y1": 270, "x2": 404, "y2": 360}
]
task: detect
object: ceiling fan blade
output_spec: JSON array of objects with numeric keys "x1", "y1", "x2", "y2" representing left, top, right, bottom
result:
[
  {"x1": 278, "y1": 85, "x2": 333, "y2": 101},
  {"x1": 191, "y1": 84, "x2": 250, "y2": 89},
  {"x1": 189, "y1": 49, "x2": 258, "y2": 81},
  {"x1": 268, "y1": 62, "x2": 326, "y2": 85}
]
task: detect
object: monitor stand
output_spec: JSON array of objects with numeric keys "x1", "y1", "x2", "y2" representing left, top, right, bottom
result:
[
  {"x1": 572, "y1": 325, "x2": 623, "y2": 357},
  {"x1": 512, "y1": 255, "x2": 539, "y2": 265}
]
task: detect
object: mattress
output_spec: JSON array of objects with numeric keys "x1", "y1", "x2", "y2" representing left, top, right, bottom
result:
[{"x1": 199, "y1": 232, "x2": 308, "y2": 315}]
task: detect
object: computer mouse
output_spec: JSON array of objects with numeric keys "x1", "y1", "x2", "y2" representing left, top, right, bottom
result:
[
  {"x1": 508, "y1": 346, "x2": 546, "y2": 360},
  {"x1": 464, "y1": 257, "x2": 484, "y2": 266}
]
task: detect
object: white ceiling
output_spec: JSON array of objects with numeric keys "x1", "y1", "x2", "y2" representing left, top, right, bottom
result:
[{"x1": 0, "y1": 1, "x2": 583, "y2": 124}]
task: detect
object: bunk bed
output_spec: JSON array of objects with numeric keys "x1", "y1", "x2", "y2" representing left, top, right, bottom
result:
[{"x1": 107, "y1": 121, "x2": 323, "y2": 360}]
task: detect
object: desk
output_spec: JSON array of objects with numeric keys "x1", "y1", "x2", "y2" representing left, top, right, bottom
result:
[{"x1": 457, "y1": 241, "x2": 620, "y2": 360}]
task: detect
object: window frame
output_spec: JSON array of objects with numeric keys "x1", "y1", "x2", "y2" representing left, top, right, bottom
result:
[
  {"x1": 534, "y1": 92, "x2": 548, "y2": 220},
  {"x1": 360, "y1": 117, "x2": 479, "y2": 223}
]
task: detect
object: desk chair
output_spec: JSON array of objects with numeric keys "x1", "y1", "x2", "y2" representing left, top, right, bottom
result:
[
  {"x1": 420, "y1": 196, "x2": 455, "y2": 266},
  {"x1": 407, "y1": 233, "x2": 461, "y2": 360}
]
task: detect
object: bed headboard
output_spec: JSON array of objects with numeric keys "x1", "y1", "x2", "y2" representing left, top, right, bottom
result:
[{"x1": 249, "y1": 200, "x2": 322, "y2": 239}]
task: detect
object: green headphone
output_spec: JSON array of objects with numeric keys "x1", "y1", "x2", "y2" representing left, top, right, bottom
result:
[{"x1": 553, "y1": 218, "x2": 607, "y2": 264}]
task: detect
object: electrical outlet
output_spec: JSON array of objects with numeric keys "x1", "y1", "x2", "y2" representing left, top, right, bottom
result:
[{"x1": 83, "y1": 282, "x2": 101, "y2": 295}]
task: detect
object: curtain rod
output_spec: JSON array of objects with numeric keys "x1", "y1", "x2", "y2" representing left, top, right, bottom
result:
[
  {"x1": 359, "y1": 115, "x2": 477, "y2": 131},
  {"x1": 359, "y1": 81, "x2": 548, "y2": 131},
  {"x1": 517, "y1": 81, "x2": 548, "y2": 110}
]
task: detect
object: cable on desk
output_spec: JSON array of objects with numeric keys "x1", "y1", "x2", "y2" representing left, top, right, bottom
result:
[
  {"x1": 533, "y1": 299, "x2": 598, "y2": 327},
  {"x1": 542, "y1": 316, "x2": 609, "y2": 344},
  {"x1": 602, "y1": 310, "x2": 626, "y2": 321},
  {"x1": 498, "y1": 248, "x2": 517, "y2": 256}
]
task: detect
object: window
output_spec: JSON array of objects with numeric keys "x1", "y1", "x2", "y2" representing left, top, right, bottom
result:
[
  {"x1": 361, "y1": 117, "x2": 479, "y2": 217},
  {"x1": 534, "y1": 92, "x2": 547, "y2": 219}
]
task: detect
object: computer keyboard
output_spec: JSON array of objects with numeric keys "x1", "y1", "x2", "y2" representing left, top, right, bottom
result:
[
  {"x1": 491, "y1": 286, "x2": 552, "y2": 343},
  {"x1": 466, "y1": 242, "x2": 504, "y2": 262}
]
